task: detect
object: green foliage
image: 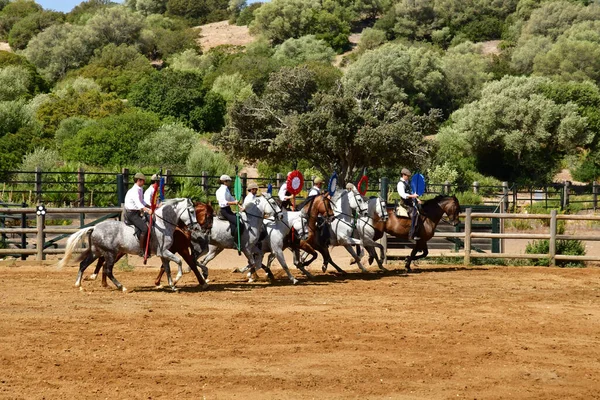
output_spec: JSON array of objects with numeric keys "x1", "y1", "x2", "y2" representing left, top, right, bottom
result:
[
  {"x1": 55, "y1": 116, "x2": 94, "y2": 154},
  {"x1": 0, "y1": 65, "x2": 32, "y2": 100},
  {"x1": 457, "y1": 16, "x2": 504, "y2": 42},
  {"x1": 342, "y1": 43, "x2": 450, "y2": 114},
  {"x1": 129, "y1": 69, "x2": 225, "y2": 132},
  {"x1": 138, "y1": 123, "x2": 198, "y2": 170},
  {"x1": 139, "y1": 15, "x2": 199, "y2": 60},
  {"x1": 166, "y1": 0, "x2": 230, "y2": 24},
  {"x1": 236, "y1": 1, "x2": 261, "y2": 25},
  {"x1": 273, "y1": 35, "x2": 335, "y2": 65},
  {"x1": 211, "y1": 72, "x2": 254, "y2": 104},
  {"x1": 0, "y1": 50, "x2": 48, "y2": 94},
  {"x1": 66, "y1": 0, "x2": 113, "y2": 24},
  {"x1": 0, "y1": 0, "x2": 41, "y2": 39},
  {"x1": 250, "y1": 0, "x2": 351, "y2": 52},
  {"x1": 73, "y1": 43, "x2": 154, "y2": 97},
  {"x1": 453, "y1": 191, "x2": 482, "y2": 205},
  {"x1": 427, "y1": 162, "x2": 458, "y2": 185},
  {"x1": 216, "y1": 66, "x2": 439, "y2": 184},
  {"x1": 35, "y1": 81, "x2": 126, "y2": 134},
  {"x1": 525, "y1": 239, "x2": 586, "y2": 267},
  {"x1": 7, "y1": 10, "x2": 64, "y2": 50},
  {"x1": 60, "y1": 110, "x2": 161, "y2": 167},
  {"x1": 186, "y1": 141, "x2": 234, "y2": 177},
  {"x1": 135, "y1": 0, "x2": 168, "y2": 15},
  {"x1": 356, "y1": 28, "x2": 387, "y2": 53},
  {"x1": 17, "y1": 147, "x2": 61, "y2": 179},
  {"x1": 436, "y1": 76, "x2": 591, "y2": 184}
]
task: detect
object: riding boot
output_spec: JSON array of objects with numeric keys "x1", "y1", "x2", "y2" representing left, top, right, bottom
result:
[{"x1": 139, "y1": 234, "x2": 147, "y2": 257}]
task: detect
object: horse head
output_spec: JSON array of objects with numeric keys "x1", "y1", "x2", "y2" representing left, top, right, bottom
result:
[
  {"x1": 370, "y1": 196, "x2": 388, "y2": 222},
  {"x1": 438, "y1": 195, "x2": 461, "y2": 226},
  {"x1": 263, "y1": 193, "x2": 283, "y2": 220},
  {"x1": 194, "y1": 201, "x2": 214, "y2": 233},
  {"x1": 346, "y1": 183, "x2": 369, "y2": 216}
]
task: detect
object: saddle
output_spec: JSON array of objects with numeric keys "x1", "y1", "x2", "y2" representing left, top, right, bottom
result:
[
  {"x1": 217, "y1": 214, "x2": 227, "y2": 221},
  {"x1": 395, "y1": 204, "x2": 409, "y2": 218}
]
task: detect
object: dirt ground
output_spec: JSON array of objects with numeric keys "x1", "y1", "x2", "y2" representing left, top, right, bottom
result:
[{"x1": 1, "y1": 252, "x2": 600, "y2": 399}]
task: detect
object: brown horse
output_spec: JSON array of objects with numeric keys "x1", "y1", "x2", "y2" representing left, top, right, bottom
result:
[
  {"x1": 88, "y1": 202, "x2": 214, "y2": 288},
  {"x1": 372, "y1": 195, "x2": 461, "y2": 271},
  {"x1": 293, "y1": 194, "x2": 344, "y2": 273}
]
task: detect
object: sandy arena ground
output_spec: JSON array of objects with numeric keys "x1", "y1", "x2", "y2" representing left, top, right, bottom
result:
[{"x1": 1, "y1": 252, "x2": 600, "y2": 399}]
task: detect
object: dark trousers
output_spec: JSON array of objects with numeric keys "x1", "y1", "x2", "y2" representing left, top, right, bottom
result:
[
  {"x1": 126, "y1": 210, "x2": 148, "y2": 239},
  {"x1": 220, "y1": 206, "x2": 239, "y2": 242},
  {"x1": 403, "y1": 201, "x2": 419, "y2": 239}
]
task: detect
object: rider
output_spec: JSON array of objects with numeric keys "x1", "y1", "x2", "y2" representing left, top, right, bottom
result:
[
  {"x1": 144, "y1": 174, "x2": 161, "y2": 207},
  {"x1": 397, "y1": 168, "x2": 421, "y2": 240},
  {"x1": 308, "y1": 176, "x2": 323, "y2": 197},
  {"x1": 124, "y1": 172, "x2": 152, "y2": 255},
  {"x1": 216, "y1": 174, "x2": 242, "y2": 245},
  {"x1": 242, "y1": 182, "x2": 259, "y2": 211},
  {"x1": 278, "y1": 171, "x2": 293, "y2": 210}
]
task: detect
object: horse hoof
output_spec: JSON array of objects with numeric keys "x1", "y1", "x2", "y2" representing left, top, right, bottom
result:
[
  {"x1": 321, "y1": 265, "x2": 327, "y2": 273},
  {"x1": 121, "y1": 287, "x2": 128, "y2": 292},
  {"x1": 170, "y1": 287, "x2": 178, "y2": 292},
  {"x1": 79, "y1": 286, "x2": 85, "y2": 292},
  {"x1": 201, "y1": 283, "x2": 209, "y2": 290},
  {"x1": 292, "y1": 278, "x2": 299, "y2": 285},
  {"x1": 155, "y1": 284, "x2": 164, "y2": 289},
  {"x1": 84, "y1": 273, "x2": 97, "y2": 281}
]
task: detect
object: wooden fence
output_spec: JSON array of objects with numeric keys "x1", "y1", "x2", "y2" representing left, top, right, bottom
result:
[{"x1": 384, "y1": 209, "x2": 600, "y2": 266}]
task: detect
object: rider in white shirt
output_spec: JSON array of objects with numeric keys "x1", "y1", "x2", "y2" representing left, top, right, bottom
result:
[
  {"x1": 124, "y1": 172, "x2": 151, "y2": 254},
  {"x1": 308, "y1": 176, "x2": 324, "y2": 197},
  {"x1": 278, "y1": 171, "x2": 293, "y2": 210},
  {"x1": 242, "y1": 182, "x2": 259, "y2": 210},
  {"x1": 144, "y1": 174, "x2": 161, "y2": 206},
  {"x1": 216, "y1": 175, "x2": 241, "y2": 244},
  {"x1": 397, "y1": 168, "x2": 421, "y2": 240}
]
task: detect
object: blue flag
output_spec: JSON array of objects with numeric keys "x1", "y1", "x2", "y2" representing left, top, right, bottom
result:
[{"x1": 159, "y1": 177, "x2": 165, "y2": 201}]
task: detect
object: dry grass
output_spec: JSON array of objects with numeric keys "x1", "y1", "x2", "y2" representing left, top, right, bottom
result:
[{"x1": 195, "y1": 20, "x2": 256, "y2": 51}]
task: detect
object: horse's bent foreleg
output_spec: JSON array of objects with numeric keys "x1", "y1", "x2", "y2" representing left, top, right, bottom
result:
[
  {"x1": 103, "y1": 253, "x2": 126, "y2": 291},
  {"x1": 344, "y1": 245, "x2": 368, "y2": 273}
]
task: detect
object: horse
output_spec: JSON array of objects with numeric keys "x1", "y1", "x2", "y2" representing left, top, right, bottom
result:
[
  {"x1": 347, "y1": 188, "x2": 389, "y2": 271},
  {"x1": 372, "y1": 195, "x2": 461, "y2": 271},
  {"x1": 87, "y1": 202, "x2": 214, "y2": 289},
  {"x1": 58, "y1": 198, "x2": 199, "y2": 291},
  {"x1": 245, "y1": 209, "x2": 309, "y2": 284},
  {"x1": 197, "y1": 194, "x2": 281, "y2": 278}
]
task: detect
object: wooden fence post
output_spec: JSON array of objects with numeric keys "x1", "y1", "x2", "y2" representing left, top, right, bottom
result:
[
  {"x1": 502, "y1": 181, "x2": 509, "y2": 212},
  {"x1": 122, "y1": 168, "x2": 129, "y2": 189},
  {"x1": 241, "y1": 172, "x2": 247, "y2": 194},
  {"x1": 473, "y1": 181, "x2": 479, "y2": 194},
  {"x1": 549, "y1": 209, "x2": 557, "y2": 267},
  {"x1": 593, "y1": 181, "x2": 598, "y2": 211},
  {"x1": 77, "y1": 167, "x2": 85, "y2": 207},
  {"x1": 499, "y1": 200, "x2": 505, "y2": 253},
  {"x1": 165, "y1": 169, "x2": 172, "y2": 185},
  {"x1": 35, "y1": 167, "x2": 42, "y2": 203},
  {"x1": 276, "y1": 173, "x2": 284, "y2": 188},
  {"x1": 444, "y1": 180, "x2": 450, "y2": 195},
  {"x1": 380, "y1": 177, "x2": 389, "y2": 201},
  {"x1": 563, "y1": 181, "x2": 570, "y2": 210},
  {"x1": 201, "y1": 171, "x2": 209, "y2": 193},
  {"x1": 36, "y1": 204, "x2": 45, "y2": 261},
  {"x1": 464, "y1": 208, "x2": 472, "y2": 266}
]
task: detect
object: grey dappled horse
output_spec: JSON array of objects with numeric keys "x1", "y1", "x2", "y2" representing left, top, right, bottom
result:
[
  {"x1": 198, "y1": 194, "x2": 280, "y2": 278},
  {"x1": 58, "y1": 198, "x2": 199, "y2": 291}
]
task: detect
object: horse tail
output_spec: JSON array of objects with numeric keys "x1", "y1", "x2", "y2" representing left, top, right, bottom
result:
[{"x1": 57, "y1": 227, "x2": 94, "y2": 268}]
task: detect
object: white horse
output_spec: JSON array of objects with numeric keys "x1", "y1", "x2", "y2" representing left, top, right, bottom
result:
[
  {"x1": 58, "y1": 198, "x2": 199, "y2": 292},
  {"x1": 347, "y1": 185, "x2": 389, "y2": 271},
  {"x1": 198, "y1": 194, "x2": 280, "y2": 276},
  {"x1": 245, "y1": 209, "x2": 308, "y2": 284},
  {"x1": 322, "y1": 186, "x2": 369, "y2": 272}
]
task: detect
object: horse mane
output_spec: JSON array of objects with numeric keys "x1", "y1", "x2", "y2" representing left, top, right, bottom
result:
[
  {"x1": 296, "y1": 195, "x2": 316, "y2": 210},
  {"x1": 422, "y1": 195, "x2": 447, "y2": 206}
]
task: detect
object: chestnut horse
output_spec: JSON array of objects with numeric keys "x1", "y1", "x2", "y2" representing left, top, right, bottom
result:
[
  {"x1": 373, "y1": 195, "x2": 461, "y2": 271},
  {"x1": 87, "y1": 202, "x2": 214, "y2": 289}
]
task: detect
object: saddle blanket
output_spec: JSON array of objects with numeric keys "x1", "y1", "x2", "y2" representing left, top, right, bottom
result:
[{"x1": 395, "y1": 205, "x2": 409, "y2": 218}]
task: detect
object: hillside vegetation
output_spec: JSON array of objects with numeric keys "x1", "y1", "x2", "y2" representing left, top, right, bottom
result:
[{"x1": 1, "y1": 0, "x2": 600, "y2": 186}]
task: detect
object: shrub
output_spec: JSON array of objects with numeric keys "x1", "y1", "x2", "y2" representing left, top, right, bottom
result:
[
  {"x1": 525, "y1": 239, "x2": 586, "y2": 267},
  {"x1": 137, "y1": 123, "x2": 197, "y2": 170}
]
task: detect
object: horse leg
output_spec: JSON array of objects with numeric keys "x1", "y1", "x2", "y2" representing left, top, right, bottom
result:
[
  {"x1": 319, "y1": 247, "x2": 346, "y2": 274},
  {"x1": 103, "y1": 253, "x2": 126, "y2": 292},
  {"x1": 160, "y1": 251, "x2": 182, "y2": 291},
  {"x1": 344, "y1": 245, "x2": 368, "y2": 273},
  {"x1": 75, "y1": 251, "x2": 97, "y2": 288},
  {"x1": 405, "y1": 246, "x2": 420, "y2": 272},
  {"x1": 154, "y1": 267, "x2": 165, "y2": 287},
  {"x1": 86, "y1": 256, "x2": 103, "y2": 281},
  {"x1": 409, "y1": 242, "x2": 429, "y2": 266},
  {"x1": 273, "y1": 248, "x2": 299, "y2": 284},
  {"x1": 178, "y1": 246, "x2": 208, "y2": 289}
]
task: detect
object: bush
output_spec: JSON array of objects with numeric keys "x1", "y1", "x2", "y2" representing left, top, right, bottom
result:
[
  {"x1": 186, "y1": 141, "x2": 234, "y2": 177},
  {"x1": 137, "y1": 123, "x2": 198, "y2": 170},
  {"x1": 7, "y1": 10, "x2": 64, "y2": 50},
  {"x1": 525, "y1": 239, "x2": 586, "y2": 267}
]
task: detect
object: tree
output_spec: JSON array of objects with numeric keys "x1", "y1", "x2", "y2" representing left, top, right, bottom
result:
[
  {"x1": 166, "y1": 0, "x2": 230, "y2": 24},
  {"x1": 435, "y1": 76, "x2": 590, "y2": 184},
  {"x1": 273, "y1": 35, "x2": 335, "y2": 65},
  {"x1": 60, "y1": 110, "x2": 161, "y2": 167},
  {"x1": 211, "y1": 72, "x2": 254, "y2": 104},
  {"x1": 135, "y1": 0, "x2": 168, "y2": 15},
  {"x1": 128, "y1": 69, "x2": 226, "y2": 132},
  {"x1": 7, "y1": 10, "x2": 64, "y2": 50},
  {"x1": 0, "y1": 0, "x2": 41, "y2": 39},
  {"x1": 214, "y1": 66, "x2": 439, "y2": 183},
  {"x1": 85, "y1": 6, "x2": 145, "y2": 48},
  {"x1": 36, "y1": 80, "x2": 126, "y2": 134},
  {"x1": 342, "y1": 43, "x2": 451, "y2": 115},
  {"x1": 533, "y1": 21, "x2": 600, "y2": 85},
  {"x1": 0, "y1": 65, "x2": 32, "y2": 100},
  {"x1": 73, "y1": 43, "x2": 154, "y2": 97},
  {"x1": 138, "y1": 123, "x2": 197, "y2": 169}
]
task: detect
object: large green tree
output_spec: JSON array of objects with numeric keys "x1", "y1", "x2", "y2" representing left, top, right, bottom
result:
[
  {"x1": 436, "y1": 76, "x2": 591, "y2": 183},
  {"x1": 215, "y1": 66, "x2": 438, "y2": 183}
]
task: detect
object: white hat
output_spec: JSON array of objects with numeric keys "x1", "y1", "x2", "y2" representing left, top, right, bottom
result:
[
  {"x1": 151, "y1": 174, "x2": 159, "y2": 181},
  {"x1": 220, "y1": 174, "x2": 232, "y2": 181}
]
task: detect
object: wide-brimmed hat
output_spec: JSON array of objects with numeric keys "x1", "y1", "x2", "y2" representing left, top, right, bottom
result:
[
  {"x1": 247, "y1": 182, "x2": 259, "y2": 191},
  {"x1": 150, "y1": 174, "x2": 158, "y2": 181},
  {"x1": 220, "y1": 174, "x2": 232, "y2": 181},
  {"x1": 401, "y1": 168, "x2": 411, "y2": 176},
  {"x1": 314, "y1": 177, "x2": 323, "y2": 184},
  {"x1": 134, "y1": 172, "x2": 146, "y2": 181}
]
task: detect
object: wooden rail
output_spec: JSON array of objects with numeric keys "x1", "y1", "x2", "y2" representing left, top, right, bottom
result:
[
  {"x1": 0, "y1": 206, "x2": 122, "y2": 260},
  {"x1": 386, "y1": 209, "x2": 600, "y2": 266}
]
